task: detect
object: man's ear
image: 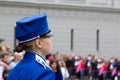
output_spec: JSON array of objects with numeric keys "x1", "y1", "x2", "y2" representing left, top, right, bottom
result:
[{"x1": 34, "y1": 39, "x2": 42, "y2": 49}]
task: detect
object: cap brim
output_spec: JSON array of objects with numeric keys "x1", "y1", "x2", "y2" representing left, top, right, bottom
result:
[
  {"x1": 40, "y1": 30, "x2": 53, "y2": 37},
  {"x1": 45, "y1": 31, "x2": 53, "y2": 37}
]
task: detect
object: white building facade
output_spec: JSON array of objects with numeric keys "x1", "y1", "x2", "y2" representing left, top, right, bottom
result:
[{"x1": 0, "y1": 0, "x2": 120, "y2": 57}]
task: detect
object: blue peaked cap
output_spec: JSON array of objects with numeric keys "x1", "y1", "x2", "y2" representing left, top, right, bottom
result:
[{"x1": 16, "y1": 13, "x2": 53, "y2": 43}]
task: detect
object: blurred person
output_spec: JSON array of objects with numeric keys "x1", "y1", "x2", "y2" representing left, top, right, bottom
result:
[
  {"x1": 45, "y1": 53, "x2": 54, "y2": 61},
  {"x1": 97, "y1": 58, "x2": 104, "y2": 80},
  {"x1": 76, "y1": 57, "x2": 86, "y2": 80},
  {"x1": 65, "y1": 54, "x2": 75, "y2": 79},
  {"x1": 9, "y1": 52, "x2": 23, "y2": 69},
  {"x1": 0, "y1": 47, "x2": 7, "y2": 54},
  {"x1": 85, "y1": 54, "x2": 92, "y2": 80},
  {"x1": 74, "y1": 55, "x2": 81, "y2": 67},
  {"x1": 2, "y1": 69, "x2": 10, "y2": 80},
  {"x1": 50, "y1": 60, "x2": 63, "y2": 80},
  {"x1": 114, "y1": 57, "x2": 120, "y2": 80},
  {"x1": 74, "y1": 55, "x2": 81, "y2": 79},
  {"x1": 108, "y1": 57, "x2": 115, "y2": 80},
  {"x1": 0, "y1": 54, "x2": 9, "y2": 80},
  {"x1": 99, "y1": 59, "x2": 110, "y2": 80},
  {"x1": 90, "y1": 56, "x2": 98, "y2": 80},
  {"x1": 7, "y1": 14, "x2": 55, "y2": 80},
  {"x1": 1, "y1": 53, "x2": 10, "y2": 66},
  {"x1": 58, "y1": 60, "x2": 69, "y2": 80},
  {"x1": 46, "y1": 59, "x2": 50, "y2": 66},
  {"x1": 1, "y1": 47, "x2": 7, "y2": 53},
  {"x1": 4, "y1": 45, "x2": 10, "y2": 52}
]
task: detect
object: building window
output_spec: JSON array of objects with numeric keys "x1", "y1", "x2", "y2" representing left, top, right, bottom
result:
[
  {"x1": 14, "y1": 27, "x2": 18, "y2": 49},
  {"x1": 96, "y1": 29, "x2": 99, "y2": 51},
  {"x1": 71, "y1": 29, "x2": 74, "y2": 50}
]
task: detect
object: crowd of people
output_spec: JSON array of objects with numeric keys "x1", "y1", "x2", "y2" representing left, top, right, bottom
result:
[
  {"x1": 45, "y1": 52, "x2": 120, "y2": 80},
  {"x1": 0, "y1": 45, "x2": 23, "y2": 80},
  {"x1": 0, "y1": 45, "x2": 120, "y2": 80}
]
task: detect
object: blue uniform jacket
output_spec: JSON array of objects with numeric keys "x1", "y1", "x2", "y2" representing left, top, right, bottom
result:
[{"x1": 7, "y1": 52, "x2": 55, "y2": 80}]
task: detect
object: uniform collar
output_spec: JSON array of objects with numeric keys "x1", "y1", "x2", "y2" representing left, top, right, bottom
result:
[
  {"x1": 23, "y1": 52, "x2": 36, "y2": 60},
  {"x1": 23, "y1": 52, "x2": 45, "y2": 60},
  {"x1": 23, "y1": 51, "x2": 51, "y2": 69},
  {"x1": 35, "y1": 53, "x2": 46, "y2": 63}
]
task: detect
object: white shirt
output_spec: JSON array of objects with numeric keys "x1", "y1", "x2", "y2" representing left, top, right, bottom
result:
[
  {"x1": 0, "y1": 61, "x2": 5, "y2": 79},
  {"x1": 9, "y1": 61, "x2": 18, "y2": 69},
  {"x1": 60, "y1": 67, "x2": 69, "y2": 80}
]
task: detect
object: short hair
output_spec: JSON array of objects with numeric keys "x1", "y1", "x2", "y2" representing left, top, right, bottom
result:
[{"x1": 1, "y1": 53, "x2": 10, "y2": 58}]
